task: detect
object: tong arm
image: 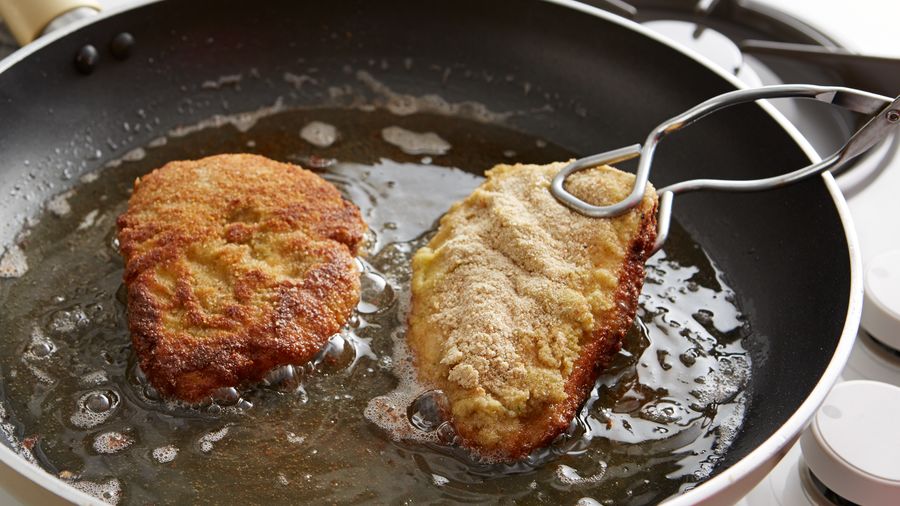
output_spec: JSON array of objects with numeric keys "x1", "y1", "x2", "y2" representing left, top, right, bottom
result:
[{"x1": 550, "y1": 85, "x2": 899, "y2": 252}]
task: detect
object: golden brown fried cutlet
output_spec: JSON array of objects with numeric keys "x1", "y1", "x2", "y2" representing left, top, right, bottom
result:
[
  {"x1": 117, "y1": 154, "x2": 366, "y2": 402},
  {"x1": 407, "y1": 162, "x2": 658, "y2": 461}
]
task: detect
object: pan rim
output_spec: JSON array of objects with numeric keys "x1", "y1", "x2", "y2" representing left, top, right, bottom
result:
[{"x1": 0, "y1": 1, "x2": 862, "y2": 505}]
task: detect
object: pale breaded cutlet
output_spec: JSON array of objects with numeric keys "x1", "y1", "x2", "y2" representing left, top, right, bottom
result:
[
  {"x1": 117, "y1": 154, "x2": 366, "y2": 402},
  {"x1": 407, "y1": 162, "x2": 658, "y2": 461}
]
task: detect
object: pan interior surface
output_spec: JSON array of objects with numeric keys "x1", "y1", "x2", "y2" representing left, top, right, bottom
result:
[
  {"x1": 0, "y1": 0, "x2": 851, "y2": 503},
  {"x1": 0, "y1": 105, "x2": 753, "y2": 505}
]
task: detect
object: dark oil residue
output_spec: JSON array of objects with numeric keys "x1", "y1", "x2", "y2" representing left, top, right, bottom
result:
[{"x1": 0, "y1": 107, "x2": 751, "y2": 505}]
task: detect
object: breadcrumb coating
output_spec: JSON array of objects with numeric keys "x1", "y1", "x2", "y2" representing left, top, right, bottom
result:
[
  {"x1": 407, "y1": 162, "x2": 657, "y2": 460},
  {"x1": 117, "y1": 154, "x2": 366, "y2": 402}
]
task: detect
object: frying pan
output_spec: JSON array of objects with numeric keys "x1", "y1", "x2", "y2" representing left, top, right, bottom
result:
[{"x1": 0, "y1": 0, "x2": 873, "y2": 504}]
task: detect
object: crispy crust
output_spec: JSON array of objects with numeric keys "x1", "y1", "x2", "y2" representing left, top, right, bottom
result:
[
  {"x1": 117, "y1": 154, "x2": 366, "y2": 402},
  {"x1": 407, "y1": 162, "x2": 658, "y2": 460}
]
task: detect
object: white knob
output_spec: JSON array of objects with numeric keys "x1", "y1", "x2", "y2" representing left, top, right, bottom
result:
[
  {"x1": 862, "y1": 250, "x2": 900, "y2": 352},
  {"x1": 800, "y1": 380, "x2": 900, "y2": 506}
]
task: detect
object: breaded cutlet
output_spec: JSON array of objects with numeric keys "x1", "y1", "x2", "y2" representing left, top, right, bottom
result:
[
  {"x1": 407, "y1": 162, "x2": 658, "y2": 461},
  {"x1": 117, "y1": 154, "x2": 366, "y2": 402}
]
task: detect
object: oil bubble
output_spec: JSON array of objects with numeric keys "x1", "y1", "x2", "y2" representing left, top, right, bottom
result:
[
  {"x1": 407, "y1": 390, "x2": 449, "y2": 432},
  {"x1": 211, "y1": 387, "x2": 240, "y2": 406},
  {"x1": 152, "y1": 445, "x2": 178, "y2": 463},
  {"x1": 264, "y1": 365, "x2": 297, "y2": 387},
  {"x1": 47, "y1": 307, "x2": 90, "y2": 336},
  {"x1": 93, "y1": 431, "x2": 134, "y2": 454},
  {"x1": 143, "y1": 384, "x2": 160, "y2": 401},
  {"x1": 317, "y1": 333, "x2": 364, "y2": 373},
  {"x1": 30, "y1": 342, "x2": 53, "y2": 357},
  {"x1": 357, "y1": 271, "x2": 395, "y2": 314},
  {"x1": 71, "y1": 390, "x2": 120, "y2": 428},
  {"x1": 199, "y1": 426, "x2": 230, "y2": 453},
  {"x1": 86, "y1": 392, "x2": 112, "y2": 413},
  {"x1": 26, "y1": 328, "x2": 56, "y2": 360},
  {"x1": 80, "y1": 370, "x2": 109, "y2": 386},
  {"x1": 640, "y1": 401, "x2": 684, "y2": 424}
]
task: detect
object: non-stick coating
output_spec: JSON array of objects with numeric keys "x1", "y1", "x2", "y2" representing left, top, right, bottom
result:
[{"x1": 0, "y1": 0, "x2": 850, "y2": 494}]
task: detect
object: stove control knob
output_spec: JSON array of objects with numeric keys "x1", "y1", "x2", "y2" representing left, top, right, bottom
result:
[
  {"x1": 862, "y1": 250, "x2": 900, "y2": 352},
  {"x1": 800, "y1": 380, "x2": 900, "y2": 506}
]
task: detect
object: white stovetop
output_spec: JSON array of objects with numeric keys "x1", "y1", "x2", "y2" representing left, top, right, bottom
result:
[
  {"x1": 756, "y1": 0, "x2": 899, "y2": 58},
  {"x1": 0, "y1": 0, "x2": 897, "y2": 505}
]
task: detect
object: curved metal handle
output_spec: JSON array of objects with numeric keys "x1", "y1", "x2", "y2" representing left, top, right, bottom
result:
[{"x1": 551, "y1": 85, "x2": 900, "y2": 252}]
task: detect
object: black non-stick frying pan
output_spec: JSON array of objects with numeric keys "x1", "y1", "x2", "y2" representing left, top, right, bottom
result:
[{"x1": 0, "y1": 0, "x2": 872, "y2": 504}]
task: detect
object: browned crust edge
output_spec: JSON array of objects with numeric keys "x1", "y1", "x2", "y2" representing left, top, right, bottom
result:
[{"x1": 127, "y1": 255, "x2": 361, "y2": 402}]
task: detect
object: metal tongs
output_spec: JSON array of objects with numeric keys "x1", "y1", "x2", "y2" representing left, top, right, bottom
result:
[{"x1": 551, "y1": 85, "x2": 900, "y2": 252}]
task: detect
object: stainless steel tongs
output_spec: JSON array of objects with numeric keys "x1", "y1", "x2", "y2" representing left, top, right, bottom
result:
[{"x1": 550, "y1": 85, "x2": 900, "y2": 252}]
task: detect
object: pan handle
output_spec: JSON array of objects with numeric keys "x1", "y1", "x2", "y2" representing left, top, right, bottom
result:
[
  {"x1": 0, "y1": 0, "x2": 100, "y2": 45},
  {"x1": 550, "y1": 85, "x2": 900, "y2": 252}
]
